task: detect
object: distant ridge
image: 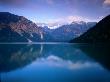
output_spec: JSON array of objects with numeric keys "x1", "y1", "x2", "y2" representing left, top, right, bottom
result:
[
  {"x1": 51, "y1": 21, "x2": 96, "y2": 42},
  {"x1": 70, "y1": 15, "x2": 110, "y2": 43}
]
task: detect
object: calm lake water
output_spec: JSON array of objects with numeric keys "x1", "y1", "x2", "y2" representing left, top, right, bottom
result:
[{"x1": 0, "y1": 43, "x2": 110, "y2": 82}]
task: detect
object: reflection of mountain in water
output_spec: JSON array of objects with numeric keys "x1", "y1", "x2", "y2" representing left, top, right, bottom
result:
[
  {"x1": 77, "y1": 44, "x2": 110, "y2": 70},
  {"x1": 39, "y1": 44, "x2": 93, "y2": 62},
  {"x1": 0, "y1": 44, "x2": 110, "y2": 73},
  {"x1": 0, "y1": 44, "x2": 92, "y2": 73},
  {"x1": 0, "y1": 44, "x2": 42, "y2": 72}
]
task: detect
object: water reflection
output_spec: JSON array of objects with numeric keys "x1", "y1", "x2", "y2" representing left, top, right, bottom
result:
[
  {"x1": 76, "y1": 44, "x2": 110, "y2": 70},
  {"x1": 0, "y1": 44, "x2": 42, "y2": 72},
  {"x1": 0, "y1": 43, "x2": 110, "y2": 82}
]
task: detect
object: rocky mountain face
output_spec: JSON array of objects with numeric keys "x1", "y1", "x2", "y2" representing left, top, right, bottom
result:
[
  {"x1": 70, "y1": 15, "x2": 110, "y2": 43},
  {"x1": 0, "y1": 27, "x2": 28, "y2": 42},
  {"x1": 50, "y1": 21, "x2": 96, "y2": 42},
  {"x1": 0, "y1": 12, "x2": 97, "y2": 42},
  {"x1": 0, "y1": 12, "x2": 43, "y2": 42}
]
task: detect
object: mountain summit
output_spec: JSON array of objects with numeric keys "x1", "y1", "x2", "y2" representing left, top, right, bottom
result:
[
  {"x1": 70, "y1": 15, "x2": 110, "y2": 43},
  {"x1": 51, "y1": 21, "x2": 96, "y2": 42},
  {"x1": 0, "y1": 12, "x2": 43, "y2": 42}
]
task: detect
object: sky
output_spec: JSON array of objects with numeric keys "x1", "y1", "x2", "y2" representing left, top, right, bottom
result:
[{"x1": 0, "y1": 0, "x2": 110, "y2": 25}]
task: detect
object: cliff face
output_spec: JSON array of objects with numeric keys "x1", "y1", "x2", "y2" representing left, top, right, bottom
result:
[
  {"x1": 70, "y1": 15, "x2": 110, "y2": 43},
  {"x1": 0, "y1": 12, "x2": 43, "y2": 42},
  {"x1": 51, "y1": 21, "x2": 96, "y2": 42}
]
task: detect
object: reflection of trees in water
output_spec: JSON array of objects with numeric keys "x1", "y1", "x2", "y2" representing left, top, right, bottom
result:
[
  {"x1": 0, "y1": 44, "x2": 42, "y2": 73},
  {"x1": 77, "y1": 44, "x2": 110, "y2": 71}
]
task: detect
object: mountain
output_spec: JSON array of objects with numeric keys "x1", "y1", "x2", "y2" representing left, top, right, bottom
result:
[
  {"x1": 70, "y1": 15, "x2": 110, "y2": 43},
  {"x1": 0, "y1": 12, "x2": 43, "y2": 42},
  {"x1": 51, "y1": 21, "x2": 96, "y2": 42},
  {"x1": 0, "y1": 12, "x2": 97, "y2": 42}
]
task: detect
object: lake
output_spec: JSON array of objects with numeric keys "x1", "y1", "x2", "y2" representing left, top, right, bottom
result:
[{"x1": 0, "y1": 43, "x2": 110, "y2": 82}]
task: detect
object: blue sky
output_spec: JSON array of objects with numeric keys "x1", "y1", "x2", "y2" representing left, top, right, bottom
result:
[{"x1": 0, "y1": 0, "x2": 110, "y2": 23}]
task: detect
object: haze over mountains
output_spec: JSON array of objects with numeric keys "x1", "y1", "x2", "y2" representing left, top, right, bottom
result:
[
  {"x1": 0, "y1": 12, "x2": 97, "y2": 42},
  {"x1": 50, "y1": 21, "x2": 96, "y2": 42},
  {"x1": 1, "y1": 12, "x2": 110, "y2": 43},
  {"x1": 38, "y1": 19, "x2": 96, "y2": 42}
]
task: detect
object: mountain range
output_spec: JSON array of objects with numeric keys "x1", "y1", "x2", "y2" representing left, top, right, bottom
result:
[
  {"x1": 50, "y1": 21, "x2": 96, "y2": 42},
  {"x1": 0, "y1": 12, "x2": 97, "y2": 42},
  {"x1": 39, "y1": 21, "x2": 96, "y2": 42},
  {"x1": 1, "y1": 12, "x2": 110, "y2": 43},
  {"x1": 70, "y1": 15, "x2": 110, "y2": 43}
]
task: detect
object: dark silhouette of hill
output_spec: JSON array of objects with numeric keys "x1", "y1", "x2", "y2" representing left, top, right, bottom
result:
[{"x1": 70, "y1": 15, "x2": 110, "y2": 43}]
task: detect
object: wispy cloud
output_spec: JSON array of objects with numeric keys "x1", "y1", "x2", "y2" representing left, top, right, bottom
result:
[
  {"x1": 104, "y1": 0, "x2": 110, "y2": 5},
  {"x1": 0, "y1": 0, "x2": 55, "y2": 6},
  {"x1": 67, "y1": 16, "x2": 92, "y2": 22},
  {"x1": 45, "y1": 16, "x2": 94, "y2": 24},
  {"x1": 103, "y1": 0, "x2": 110, "y2": 10},
  {"x1": 46, "y1": 0, "x2": 54, "y2": 5},
  {"x1": 37, "y1": 15, "x2": 96, "y2": 29},
  {"x1": 0, "y1": 0, "x2": 26, "y2": 6}
]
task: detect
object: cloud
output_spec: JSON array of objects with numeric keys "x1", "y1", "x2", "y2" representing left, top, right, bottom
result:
[
  {"x1": 103, "y1": 0, "x2": 110, "y2": 9},
  {"x1": 67, "y1": 16, "x2": 91, "y2": 22},
  {"x1": 46, "y1": 0, "x2": 54, "y2": 5},
  {"x1": 104, "y1": 0, "x2": 110, "y2": 5},
  {"x1": 0, "y1": 0, "x2": 26, "y2": 6},
  {"x1": 37, "y1": 55, "x2": 99, "y2": 70},
  {"x1": 37, "y1": 15, "x2": 94, "y2": 29},
  {"x1": 0, "y1": 0, "x2": 55, "y2": 7},
  {"x1": 46, "y1": 16, "x2": 92, "y2": 24}
]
